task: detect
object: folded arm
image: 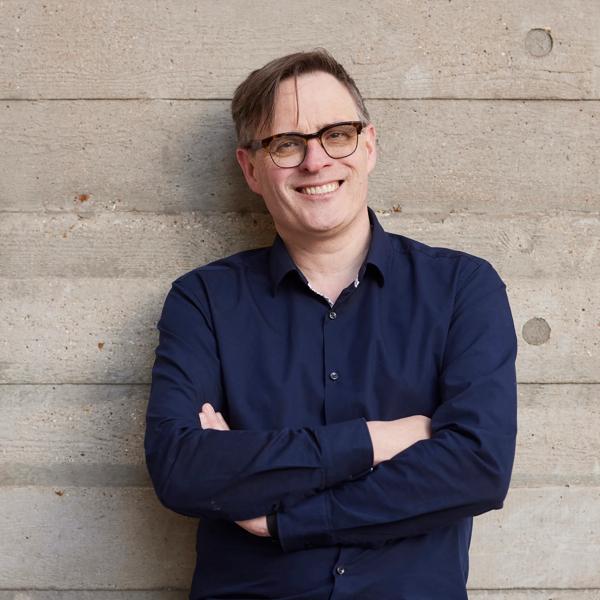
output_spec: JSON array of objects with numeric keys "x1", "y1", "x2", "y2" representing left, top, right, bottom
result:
[
  {"x1": 198, "y1": 403, "x2": 433, "y2": 538},
  {"x1": 144, "y1": 277, "x2": 374, "y2": 522},
  {"x1": 271, "y1": 261, "x2": 518, "y2": 551}
]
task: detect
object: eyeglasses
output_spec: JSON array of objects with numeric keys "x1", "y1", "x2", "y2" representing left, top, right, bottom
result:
[{"x1": 245, "y1": 121, "x2": 365, "y2": 168}]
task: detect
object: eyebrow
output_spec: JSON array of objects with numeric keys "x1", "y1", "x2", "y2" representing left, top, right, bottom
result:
[{"x1": 273, "y1": 120, "x2": 354, "y2": 136}]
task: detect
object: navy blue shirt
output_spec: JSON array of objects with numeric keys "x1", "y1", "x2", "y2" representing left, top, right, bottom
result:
[{"x1": 144, "y1": 206, "x2": 518, "y2": 600}]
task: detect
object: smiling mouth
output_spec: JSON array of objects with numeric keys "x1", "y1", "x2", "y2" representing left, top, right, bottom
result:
[{"x1": 296, "y1": 180, "x2": 343, "y2": 196}]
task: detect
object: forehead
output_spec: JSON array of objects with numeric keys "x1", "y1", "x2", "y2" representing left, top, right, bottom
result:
[{"x1": 267, "y1": 71, "x2": 360, "y2": 135}]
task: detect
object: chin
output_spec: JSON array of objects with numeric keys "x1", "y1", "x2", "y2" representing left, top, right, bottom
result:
[{"x1": 298, "y1": 212, "x2": 350, "y2": 234}]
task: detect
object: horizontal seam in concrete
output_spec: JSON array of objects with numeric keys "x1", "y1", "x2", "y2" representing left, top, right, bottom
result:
[
  {"x1": 0, "y1": 209, "x2": 598, "y2": 217},
  {"x1": 0, "y1": 482, "x2": 591, "y2": 490},
  {"x1": 0, "y1": 589, "x2": 187, "y2": 592},
  {"x1": 1, "y1": 587, "x2": 599, "y2": 592},
  {"x1": 1, "y1": 97, "x2": 599, "y2": 102},
  {"x1": 2, "y1": 381, "x2": 599, "y2": 386}
]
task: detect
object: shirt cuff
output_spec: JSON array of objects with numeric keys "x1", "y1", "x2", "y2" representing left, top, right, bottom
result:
[
  {"x1": 276, "y1": 489, "x2": 333, "y2": 552},
  {"x1": 313, "y1": 417, "x2": 374, "y2": 489},
  {"x1": 266, "y1": 512, "x2": 279, "y2": 540}
]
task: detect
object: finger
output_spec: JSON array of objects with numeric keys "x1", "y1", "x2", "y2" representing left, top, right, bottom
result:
[
  {"x1": 216, "y1": 412, "x2": 230, "y2": 430},
  {"x1": 205, "y1": 413, "x2": 222, "y2": 429},
  {"x1": 202, "y1": 403, "x2": 219, "y2": 424},
  {"x1": 213, "y1": 412, "x2": 228, "y2": 431},
  {"x1": 216, "y1": 412, "x2": 229, "y2": 428},
  {"x1": 201, "y1": 403, "x2": 229, "y2": 431},
  {"x1": 202, "y1": 402, "x2": 215, "y2": 414},
  {"x1": 199, "y1": 410, "x2": 220, "y2": 430}
]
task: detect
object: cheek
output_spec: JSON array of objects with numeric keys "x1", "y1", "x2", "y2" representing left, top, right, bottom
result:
[
  {"x1": 259, "y1": 170, "x2": 290, "y2": 197},
  {"x1": 357, "y1": 150, "x2": 375, "y2": 181}
]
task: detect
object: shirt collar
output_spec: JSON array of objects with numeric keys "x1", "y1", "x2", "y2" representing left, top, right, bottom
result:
[{"x1": 268, "y1": 206, "x2": 390, "y2": 295}]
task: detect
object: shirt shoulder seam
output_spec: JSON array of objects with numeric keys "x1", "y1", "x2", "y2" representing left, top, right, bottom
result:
[{"x1": 386, "y1": 232, "x2": 487, "y2": 269}]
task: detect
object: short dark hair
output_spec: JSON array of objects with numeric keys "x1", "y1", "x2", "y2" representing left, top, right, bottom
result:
[{"x1": 231, "y1": 48, "x2": 370, "y2": 147}]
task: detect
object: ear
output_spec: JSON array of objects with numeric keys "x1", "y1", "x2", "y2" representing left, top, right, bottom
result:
[
  {"x1": 363, "y1": 123, "x2": 377, "y2": 175},
  {"x1": 236, "y1": 147, "x2": 264, "y2": 196}
]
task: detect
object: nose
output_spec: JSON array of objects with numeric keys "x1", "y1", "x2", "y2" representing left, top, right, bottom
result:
[{"x1": 300, "y1": 138, "x2": 333, "y2": 172}]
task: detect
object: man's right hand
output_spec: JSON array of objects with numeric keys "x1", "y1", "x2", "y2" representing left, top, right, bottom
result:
[
  {"x1": 199, "y1": 401, "x2": 431, "y2": 468},
  {"x1": 366, "y1": 416, "x2": 432, "y2": 467}
]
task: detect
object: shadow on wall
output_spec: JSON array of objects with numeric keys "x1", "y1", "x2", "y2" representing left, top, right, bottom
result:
[{"x1": 171, "y1": 101, "x2": 266, "y2": 214}]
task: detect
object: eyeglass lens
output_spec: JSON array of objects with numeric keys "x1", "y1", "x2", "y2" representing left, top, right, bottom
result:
[{"x1": 268, "y1": 123, "x2": 360, "y2": 168}]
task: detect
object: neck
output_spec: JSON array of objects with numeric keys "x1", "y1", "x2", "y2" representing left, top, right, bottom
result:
[{"x1": 279, "y1": 209, "x2": 371, "y2": 283}]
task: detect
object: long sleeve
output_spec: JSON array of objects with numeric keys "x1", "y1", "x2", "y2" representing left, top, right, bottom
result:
[
  {"x1": 144, "y1": 277, "x2": 374, "y2": 522},
  {"x1": 274, "y1": 261, "x2": 518, "y2": 552}
]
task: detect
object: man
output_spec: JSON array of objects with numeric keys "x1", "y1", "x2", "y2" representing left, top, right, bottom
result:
[{"x1": 144, "y1": 49, "x2": 518, "y2": 600}]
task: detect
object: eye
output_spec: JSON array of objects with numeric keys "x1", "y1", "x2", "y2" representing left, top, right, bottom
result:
[
  {"x1": 271, "y1": 136, "x2": 303, "y2": 155},
  {"x1": 323, "y1": 126, "x2": 354, "y2": 143}
]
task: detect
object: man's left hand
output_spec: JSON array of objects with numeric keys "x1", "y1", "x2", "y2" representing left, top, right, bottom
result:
[
  {"x1": 234, "y1": 514, "x2": 270, "y2": 537},
  {"x1": 199, "y1": 402, "x2": 271, "y2": 538}
]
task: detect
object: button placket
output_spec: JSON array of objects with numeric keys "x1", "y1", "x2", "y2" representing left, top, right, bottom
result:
[{"x1": 322, "y1": 299, "x2": 345, "y2": 425}]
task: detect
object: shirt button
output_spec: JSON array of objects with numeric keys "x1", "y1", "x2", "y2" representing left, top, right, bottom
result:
[
  {"x1": 328, "y1": 311, "x2": 337, "y2": 320},
  {"x1": 336, "y1": 566, "x2": 345, "y2": 575},
  {"x1": 329, "y1": 371, "x2": 339, "y2": 381}
]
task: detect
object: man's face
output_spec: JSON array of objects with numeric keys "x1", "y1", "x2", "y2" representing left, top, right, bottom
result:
[{"x1": 236, "y1": 71, "x2": 377, "y2": 240}]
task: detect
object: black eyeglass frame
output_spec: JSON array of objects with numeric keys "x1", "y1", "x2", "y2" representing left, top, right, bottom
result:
[{"x1": 244, "y1": 120, "x2": 366, "y2": 168}]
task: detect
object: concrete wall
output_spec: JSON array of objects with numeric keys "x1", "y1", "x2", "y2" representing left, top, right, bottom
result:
[{"x1": 1, "y1": 1, "x2": 599, "y2": 597}]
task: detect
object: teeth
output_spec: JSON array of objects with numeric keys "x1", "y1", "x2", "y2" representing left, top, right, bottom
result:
[{"x1": 300, "y1": 181, "x2": 340, "y2": 195}]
